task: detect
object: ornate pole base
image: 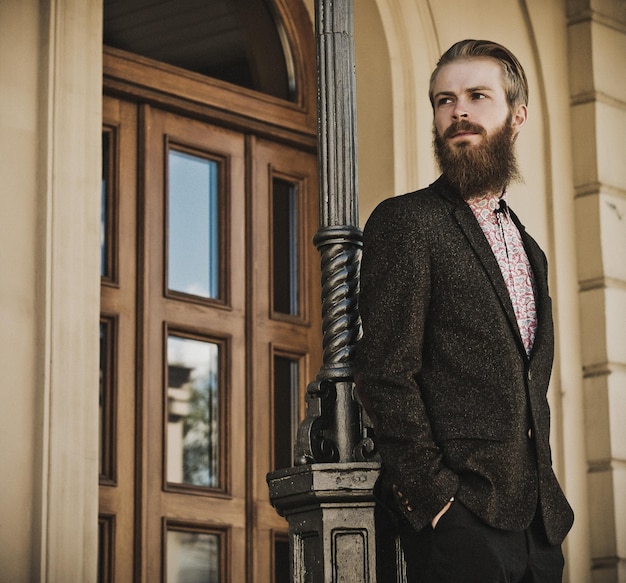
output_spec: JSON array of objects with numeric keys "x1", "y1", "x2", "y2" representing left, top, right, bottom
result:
[{"x1": 268, "y1": 462, "x2": 381, "y2": 582}]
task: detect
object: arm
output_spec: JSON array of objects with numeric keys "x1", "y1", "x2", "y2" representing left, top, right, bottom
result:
[{"x1": 355, "y1": 198, "x2": 458, "y2": 529}]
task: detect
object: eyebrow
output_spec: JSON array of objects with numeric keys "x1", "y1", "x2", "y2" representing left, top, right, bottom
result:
[
  {"x1": 433, "y1": 85, "x2": 495, "y2": 101},
  {"x1": 465, "y1": 85, "x2": 494, "y2": 94}
]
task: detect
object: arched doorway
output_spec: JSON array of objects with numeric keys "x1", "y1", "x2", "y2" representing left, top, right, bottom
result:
[{"x1": 98, "y1": 2, "x2": 320, "y2": 580}]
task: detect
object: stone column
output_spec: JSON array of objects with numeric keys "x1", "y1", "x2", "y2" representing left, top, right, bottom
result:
[
  {"x1": 567, "y1": 1, "x2": 626, "y2": 581},
  {"x1": 267, "y1": 1, "x2": 400, "y2": 581}
]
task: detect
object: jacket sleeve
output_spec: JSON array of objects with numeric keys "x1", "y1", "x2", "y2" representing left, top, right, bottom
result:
[{"x1": 355, "y1": 197, "x2": 458, "y2": 529}]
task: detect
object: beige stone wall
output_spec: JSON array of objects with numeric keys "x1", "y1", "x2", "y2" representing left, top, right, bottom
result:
[
  {"x1": 0, "y1": 1, "x2": 41, "y2": 579},
  {"x1": 0, "y1": 0, "x2": 102, "y2": 580},
  {"x1": 567, "y1": 1, "x2": 626, "y2": 581}
]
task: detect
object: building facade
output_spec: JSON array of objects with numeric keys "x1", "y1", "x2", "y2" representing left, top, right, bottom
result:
[{"x1": 0, "y1": 0, "x2": 624, "y2": 581}]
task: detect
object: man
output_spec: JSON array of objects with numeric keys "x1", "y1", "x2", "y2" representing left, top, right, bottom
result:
[{"x1": 355, "y1": 40, "x2": 574, "y2": 582}]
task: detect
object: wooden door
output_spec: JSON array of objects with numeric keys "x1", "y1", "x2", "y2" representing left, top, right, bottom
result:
[
  {"x1": 248, "y1": 137, "x2": 322, "y2": 580},
  {"x1": 99, "y1": 96, "x2": 139, "y2": 583},
  {"x1": 98, "y1": 94, "x2": 320, "y2": 582}
]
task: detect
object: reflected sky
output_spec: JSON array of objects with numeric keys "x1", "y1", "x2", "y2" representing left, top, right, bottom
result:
[{"x1": 168, "y1": 149, "x2": 219, "y2": 299}]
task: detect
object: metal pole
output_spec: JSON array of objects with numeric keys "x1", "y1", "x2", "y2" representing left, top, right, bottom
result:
[
  {"x1": 316, "y1": 0, "x2": 358, "y2": 228},
  {"x1": 267, "y1": 1, "x2": 387, "y2": 581},
  {"x1": 293, "y1": 0, "x2": 375, "y2": 470}
]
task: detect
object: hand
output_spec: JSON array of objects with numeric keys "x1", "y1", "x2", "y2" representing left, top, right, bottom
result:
[{"x1": 431, "y1": 499, "x2": 453, "y2": 529}]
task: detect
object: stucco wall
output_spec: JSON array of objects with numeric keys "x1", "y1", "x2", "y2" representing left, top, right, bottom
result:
[
  {"x1": 0, "y1": 0, "x2": 102, "y2": 581},
  {"x1": 568, "y1": 1, "x2": 626, "y2": 580},
  {"x1": 0, "y1": 1, "x2": 41, "y2": 577}
]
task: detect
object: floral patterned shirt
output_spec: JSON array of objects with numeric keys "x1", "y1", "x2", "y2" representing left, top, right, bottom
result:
[{"x1": 467, "y1": 193, "x2": 537, "y2": 356}]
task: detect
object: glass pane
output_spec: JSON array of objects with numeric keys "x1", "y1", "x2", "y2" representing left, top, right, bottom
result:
[
  {"x1": 167, "y1": 530, "x2": 220, "y2": 583},
  {"x1": 273, "y1": 355, "x2": 299, "y2": 470},
  {"x1": 274, "y1": 537, "x2": 290, "y2": 583},
  {"x1": 97, "y1": 516, "x2": 113, "y2": 583},
  {"x1": 168, "y1": 149, "x2": 219, "y2": 299},
  {"x1": 99, "y1": 319, "x2": 113, "y2": 479},
  {"x1": 272, "y1": 179, "x2": 298, "y2": 315},
  {"x1": 101, "y1": 131, "x2": 111, "y2": 277},
  {"x1": 103, "y1": 0, "x2": 295, "y2": 101},
  {"x1": 167, "y1": 335, "x2": 220, "y2": 487}
]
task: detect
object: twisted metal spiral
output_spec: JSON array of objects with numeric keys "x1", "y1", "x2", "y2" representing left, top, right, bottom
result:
[
  {"x1": 318, "y1": 239, "x2": 362, "y2": 368},
  {"x1": 293, "y1": 225, "x2": 378, "y2": 465}
]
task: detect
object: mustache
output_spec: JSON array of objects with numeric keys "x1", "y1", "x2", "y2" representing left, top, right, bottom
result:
[{"x1": 443, "y1": 120, "x2": 486, "y2": 141}]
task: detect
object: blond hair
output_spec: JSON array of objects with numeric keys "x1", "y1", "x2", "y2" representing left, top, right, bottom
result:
[{"x1": 429, "y1": 39, "x2": 529, "y2": 111}]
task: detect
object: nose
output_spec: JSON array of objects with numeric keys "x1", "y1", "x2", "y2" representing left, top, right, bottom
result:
[
  {"x1": 452, "y1": 100, "x2": 469, "y2": 120},
  {"x1": 452, "y1": 107, "x2": 469, "y2": 120}
]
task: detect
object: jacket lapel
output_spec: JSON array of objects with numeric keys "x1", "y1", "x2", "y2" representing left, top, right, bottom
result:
[
  {"x1": 510, "y1": 210, "x2": 551, "y2": 360},
  {"x1": 432, "y1": 176, "x2": 528, "y2": 355},
  {"x1": 452, "y1": 205, "x2": 525, "y2": 353}
]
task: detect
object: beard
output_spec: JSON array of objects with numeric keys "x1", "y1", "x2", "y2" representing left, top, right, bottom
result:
[{"x1": 433, "y1": 115, "x2": 522, "y2": 200}]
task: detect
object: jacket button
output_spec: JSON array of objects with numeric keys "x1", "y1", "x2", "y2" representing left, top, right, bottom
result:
[
  {"x1": 527, "y1": 370, "x2": 533, "y2": 382},
  {"x1": 527, "y1": 428, "x2": 533, "y2": 439}
]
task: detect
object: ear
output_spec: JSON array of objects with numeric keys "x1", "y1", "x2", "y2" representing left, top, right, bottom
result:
[{"x1": 511, "y1": 104, "x2": 527, "y2": 136}]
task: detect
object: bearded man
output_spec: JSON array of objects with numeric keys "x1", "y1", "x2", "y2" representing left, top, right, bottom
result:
[{"x1": 355, "y1": 40, "x2": 574, "y2": 582}]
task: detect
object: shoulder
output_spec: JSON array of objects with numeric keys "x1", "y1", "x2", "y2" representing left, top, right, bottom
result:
[
  {"x1": 369, "y1": 185, "x2": 440, "y2": 217},
  {"x1": 363, "y1": 179, "x2": 456, "y2": 240}
]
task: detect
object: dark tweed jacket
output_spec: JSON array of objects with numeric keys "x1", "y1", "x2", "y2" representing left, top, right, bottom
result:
[{"x1": 355, "y1": 176, "x2": 574, "y2": 545}]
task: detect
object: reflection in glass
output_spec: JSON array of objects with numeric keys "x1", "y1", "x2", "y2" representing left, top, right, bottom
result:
[
  {"x1": 97, "y1": 519, "x2": 105, "y2": 583},
  {"x1": 101, "y1": 131, "x2": 111, "y2": 277},
  {"x1": 167, "y1": 335, "x2": 220, "y2": 487},
  {"x1": 97, "y1": 516, "x2": 113, "y2": 583},
  {"x1": 168, "y1": 150, "x2": 219, "y2": 299},
  {"x1": 274, "y1": 537, "x2": 290, "y2": 583},
  {"x1": 273, "y1": 355, "x2": 299, "y2": 470},
  {"x1": 272, "y1": 178, "x2": 298, "y2": 315},
  {"x1": 167, "y1": 530, "x2": 220, "y2": 583},
  {"x1": 99, "y1": 319, "x2": 113, "y2": 479}
]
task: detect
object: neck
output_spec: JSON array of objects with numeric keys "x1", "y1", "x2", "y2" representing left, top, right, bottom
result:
[{"x1": 464, "y1": 187, "x2": 506, "y2": 203}]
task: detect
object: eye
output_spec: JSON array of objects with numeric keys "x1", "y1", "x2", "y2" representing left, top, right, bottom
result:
[
  {"x1": 471, "y1": 92, "x2": 487, "y2": 100},
  {"x1": 437, "y1": 97, "x2": 453, "y2": 107}
]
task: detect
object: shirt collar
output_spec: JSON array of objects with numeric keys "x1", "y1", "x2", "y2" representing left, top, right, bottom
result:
[{"x1": 466, "y1": 190, "x2": 507, "y2": 213}]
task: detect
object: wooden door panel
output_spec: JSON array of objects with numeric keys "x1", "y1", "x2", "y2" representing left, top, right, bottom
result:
[
  {"x1": 142, "y1": 107, "x2": 248, "y2": 581},
  {"x1": 99, "y1": 95, "x2": 319, "y2": 583},
  {"x1": 248, "y1": 137, "x2": 322, "y2": 581},
  {"x1": 250, "y1": 136, "x2": 321, "y2": 489},
  {"x1": 99, "y1": 95, "x2": 138, "y2": 582}
]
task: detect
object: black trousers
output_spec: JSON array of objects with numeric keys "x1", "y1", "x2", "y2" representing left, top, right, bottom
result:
[{"x1": 398, "y1": 501, "x2": 564, "y2": 583}]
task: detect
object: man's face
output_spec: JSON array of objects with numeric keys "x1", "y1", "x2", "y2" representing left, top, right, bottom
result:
[
  {"x1": 431, "y1": 57, "x2": 525, "y2": 147},
  {"x1": 431, "y1": 57, "x2": 527, "y2": 198}
]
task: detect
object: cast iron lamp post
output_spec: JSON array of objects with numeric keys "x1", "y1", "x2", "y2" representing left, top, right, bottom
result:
[{"x1": 267, "y1": 1, "x2": 405, "y2": 580}]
